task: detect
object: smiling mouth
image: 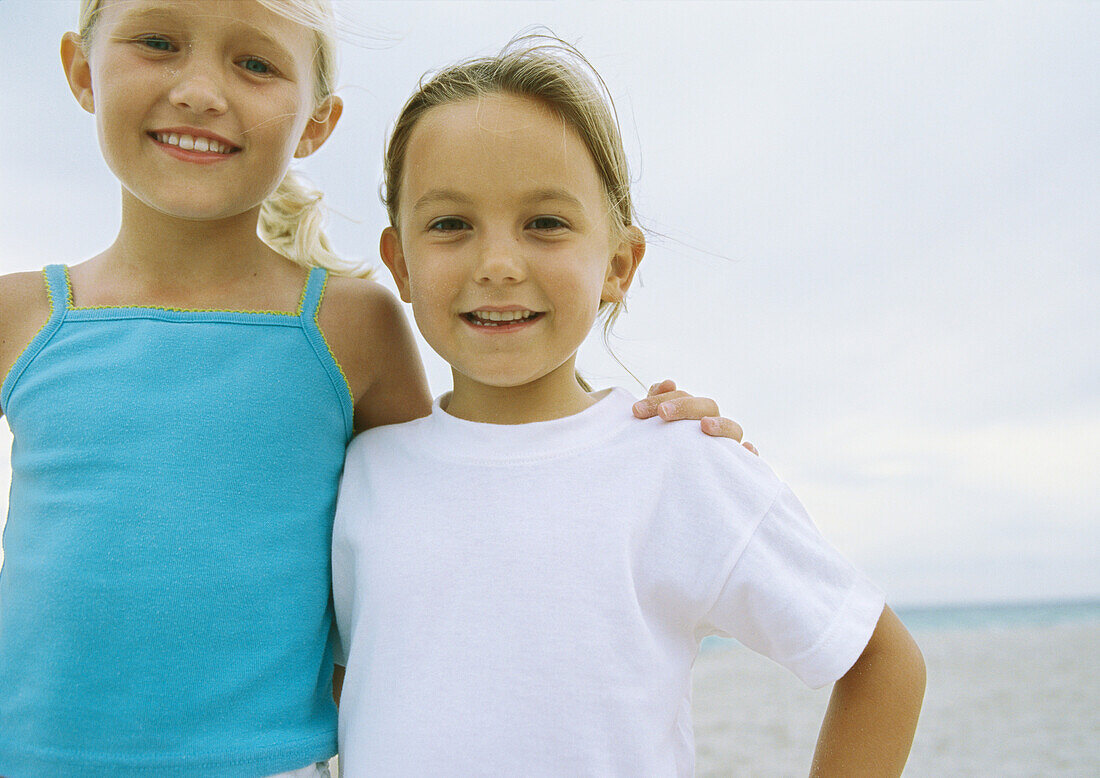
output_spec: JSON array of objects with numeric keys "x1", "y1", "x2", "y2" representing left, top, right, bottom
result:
[
  {"x1": 150, "y1": 132, "x2": 239, "y2": 155},
  {"x1": 463, "y1": 310, "x2": 543, "y2": 327}
]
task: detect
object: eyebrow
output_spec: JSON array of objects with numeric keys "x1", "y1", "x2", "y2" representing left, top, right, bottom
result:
[
  {"x1": 409, "y1": 188, "x2": 587, "y2": 214},
  {"x1": 109, "y1": 5, "x2": 298, "y2": 66},
  {"x1": 520, "y1": 188, "x2": 586, "y2": 210},
  {"x1": 409, "y1": 189, "x2": 475, "y2": 214},
  {"x1": 109, "y1": 5, "x2": 181, "y2": 26},
  {"x1": 239, "y1": 27, "x2": 297, "y2": 69}
]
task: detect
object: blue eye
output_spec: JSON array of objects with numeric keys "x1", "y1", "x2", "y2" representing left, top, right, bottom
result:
[
  {"x1": 240, "y1": 57, "x2": 273, "y2": 75},
  {"x1": 137, "y1": 35, "x2": 173, "y2": 52},
  {"x1": 429, "y1": 218, "x2": 469, "y2": 232}
]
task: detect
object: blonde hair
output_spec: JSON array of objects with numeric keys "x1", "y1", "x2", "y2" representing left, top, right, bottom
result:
[
  {"x1": 382, "y1": 35, "x2": 643, "y2": 385},
  {"x1": 76, "y1": 0, "x2": 364, "y2": 276}
]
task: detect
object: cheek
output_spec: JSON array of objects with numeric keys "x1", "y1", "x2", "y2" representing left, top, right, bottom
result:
[
  {"x1": 265, "y1": 109, "x2": 308, "y2": 158},
  {"x1": 548, "y1": 270, "x2": 605, "y2": 324},
  {"x1": 238, "y1": 82, "x2": 308, "y2": 145},
  {"x1": 95, "y1": 102, "x2": 138, "y2": 174},
  {"x1": 575, "y1": 257, "x2": 614, "y2": 299},
  {"x1": 408, "y1": 267, "x2": 460, "y2": 314},
  {"x1": 91, "y1": 70, "x2": 127, "y2": 133}
]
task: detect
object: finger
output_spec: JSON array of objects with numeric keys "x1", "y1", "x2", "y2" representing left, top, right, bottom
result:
[
  {"x1": 742, "y1": 441, "x2": 758, "y2": 456},
  {"x1": 657, "y1": 396, "x2": 721, "y2": 422},
  {"x1": 699, "y1": 415, "x2": 745, "y2": 442},
  {"x1": 646, "y1": 379, "x2": 677, "y2": 397},
  {"x1": 632, "y1": 389, "x2": 690, "y2": 418}
]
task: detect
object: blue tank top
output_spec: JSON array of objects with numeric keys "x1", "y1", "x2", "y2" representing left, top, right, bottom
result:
[{"x1": 0, "y1": 265, "x2": 353, "y2": 777}]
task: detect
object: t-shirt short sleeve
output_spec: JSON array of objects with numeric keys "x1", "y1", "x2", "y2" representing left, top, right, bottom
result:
[
  {"x1": 703, "y1": 483, "x2": 885, "y2": 689},
  {"x1": 331, "y1": 437, "x2": 368, "y2": 668}
]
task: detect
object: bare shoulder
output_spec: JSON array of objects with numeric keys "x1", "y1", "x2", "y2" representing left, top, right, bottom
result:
[
  {"x1": 0, "y1": 270, "x2": 52, "y2": 361},
  {"x1": 316, "y1": 274, "x2": 431, "y2": 431},
  {"x1": 0, "y1": 270, "x2": 52, "y2": 410},
  {"x1": 318, "y1": 274, "x2": 403, "y2": 333},
  {"x1": 317, "y1": 275, "x2": 406, "y2": 373}
]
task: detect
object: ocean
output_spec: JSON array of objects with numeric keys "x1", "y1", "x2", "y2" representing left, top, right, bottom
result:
[
  {"x1": 322, "y1": 601, "x2": 1097, "y2": 778},
  {"x1": 692, "y1": 600, "x2": 1100, "y2": 776}
]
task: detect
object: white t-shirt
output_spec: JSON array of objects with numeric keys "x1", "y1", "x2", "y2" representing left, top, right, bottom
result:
[{"x1": 332, "y1": 388, "x2": 884, "y2": 777}]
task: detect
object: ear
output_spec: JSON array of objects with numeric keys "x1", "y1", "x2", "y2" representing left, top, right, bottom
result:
[
  {"x1": 294, "y1": 95, "x2": 343, "y2": 158},
  {"x1": 379, "y1": 226, "x2": 412, "y2": 303},
  {"x1": 61, "y1": 32, "x2": 95, "y2": 114},
  {"x1": 602, "y1": 226, "x2": 645, "y2": 303}
]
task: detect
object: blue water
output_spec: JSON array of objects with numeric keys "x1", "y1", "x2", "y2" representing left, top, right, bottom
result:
[
  {"x1": 700, "y1": 598, "x2": 1100, "y2": 652},
  {"x1": 894, "y1": 598, "x2": 1100, "y2": 632}
]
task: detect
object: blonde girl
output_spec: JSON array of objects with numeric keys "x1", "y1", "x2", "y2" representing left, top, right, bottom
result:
[
  {"x1": 0, "y1": 1, "x2": 429, "y2": 775},
  {"x1": 0, "y1": 5, "x2": 741, "y2": 775},
  {"x1": 331, "y1": 39, "x2": 925, "y2": 776}
]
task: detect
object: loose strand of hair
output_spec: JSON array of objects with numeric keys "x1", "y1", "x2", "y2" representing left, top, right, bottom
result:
[{"x1": 259, "y1": 172, "x2": 371, "y2": 277}]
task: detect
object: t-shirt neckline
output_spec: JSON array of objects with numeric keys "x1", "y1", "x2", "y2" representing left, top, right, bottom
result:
[{"x1": 422, "y1": 386, "x2": 637, "y2": 464}]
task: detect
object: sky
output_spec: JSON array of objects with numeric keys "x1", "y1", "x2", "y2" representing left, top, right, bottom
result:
[{"x1": 0, "y1": 1, "x2": 1097, "y2": 608}]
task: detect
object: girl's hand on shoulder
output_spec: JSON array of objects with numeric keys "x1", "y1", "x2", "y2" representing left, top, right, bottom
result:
[{"x1": 631, "y1": 379, "x2": 758, "y2": 454}]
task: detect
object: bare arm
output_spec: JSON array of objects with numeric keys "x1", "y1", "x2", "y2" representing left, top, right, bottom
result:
[
  {"x1": 810, "y1": 606, "x2": 926, "y2": 777},
  {"x1": 317, "y1": 277, "x2": 432, "y2": 432},
  {"x1": 0, "y1": 270, "x2": 53, "y2": 419},
  {"x1": 332, "y1": 663, "x2": 345, "y2": 707},
  {"x1": 351, "y1": 287, "x2": 432, "y2": 431}
]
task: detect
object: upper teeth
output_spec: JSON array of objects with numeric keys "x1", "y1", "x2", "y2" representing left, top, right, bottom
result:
[
  {"x1": 155, "y1": 133, "x2": 232, "y2": 154},
  {"x1": 471, "y1": 310, "x2": 534, "y2": 322}
]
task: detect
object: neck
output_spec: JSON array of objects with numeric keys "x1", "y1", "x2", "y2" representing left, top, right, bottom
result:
[
  {"x1": 105, "y1": 190, "x2": 277, "y2": 282},
  {"x1": 444, "y1": 359, "x2": 595, "y2": 425}
]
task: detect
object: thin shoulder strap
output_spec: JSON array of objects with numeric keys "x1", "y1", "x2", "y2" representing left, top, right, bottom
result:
[
  {"x1": 297, "y1": 266, "x2": 355, "y2": 439},
  {"x1": 43, "y1": 264, "x2": 71, "y2": 315},
  {"x1": 299, "y1": 266, "x2": 328, "y2": 321}
]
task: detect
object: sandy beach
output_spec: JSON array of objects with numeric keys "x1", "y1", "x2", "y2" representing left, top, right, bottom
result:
[{"x1": 691, "y1": 619, "x2": 1099, "y2": 776}]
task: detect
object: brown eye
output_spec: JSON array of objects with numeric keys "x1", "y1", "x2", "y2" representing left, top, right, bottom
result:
[
  {"x1": 429, "y1": 218, "x2": 469, "y2": 232},
  {"x1": 528, "y1": 216, "x2": 567, "y2": 231}
]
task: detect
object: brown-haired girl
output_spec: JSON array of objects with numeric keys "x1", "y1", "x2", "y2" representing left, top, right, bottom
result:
[{"x1": 332, "y1": 38, "x2": 925, "y2": 776}]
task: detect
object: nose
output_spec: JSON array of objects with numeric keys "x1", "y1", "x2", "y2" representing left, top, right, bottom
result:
[
  {"x1": 167, "y1": 53, "x2": 228, "y2": 116},
  {"x1": 475, "y1": 233, "x2": 527, "y2": 285}
]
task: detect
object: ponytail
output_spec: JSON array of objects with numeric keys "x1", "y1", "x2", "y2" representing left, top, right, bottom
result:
[{"x1": 259, "y1": 171, "x2": 371, "y2": 278}]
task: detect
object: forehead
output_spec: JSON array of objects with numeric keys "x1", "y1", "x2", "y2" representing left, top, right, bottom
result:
[
  {"x1": 95, "y1": 0, "x2": 314, "y2": 49},
  {"x1": 403, "y1": 94, "x2": 605, "y2": 200},
  {"x1": 415, "y1": 94, "x2": 570, "y2": 150}
]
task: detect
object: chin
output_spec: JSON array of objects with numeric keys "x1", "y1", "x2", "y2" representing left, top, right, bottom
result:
[
  {"x1": 460, "y1": 368, "x2": 543, "y2": 389},
  {"x1": 149, "y1": 199, "x2": 251, "y2": 222},
  {"x1": 475, "y1": 376, "x2": 533, "y2": 389}
]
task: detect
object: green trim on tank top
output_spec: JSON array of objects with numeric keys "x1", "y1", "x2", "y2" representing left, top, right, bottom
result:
[
  {"x1": 3, "y1": 265, "x2": 355, "y2": 421},
  {"x1": 61, "y1": 265, "x2": 308, "y2": 316},
  {"x1": 311, "y1": 272, "x2": 355, "y2": 409}
]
